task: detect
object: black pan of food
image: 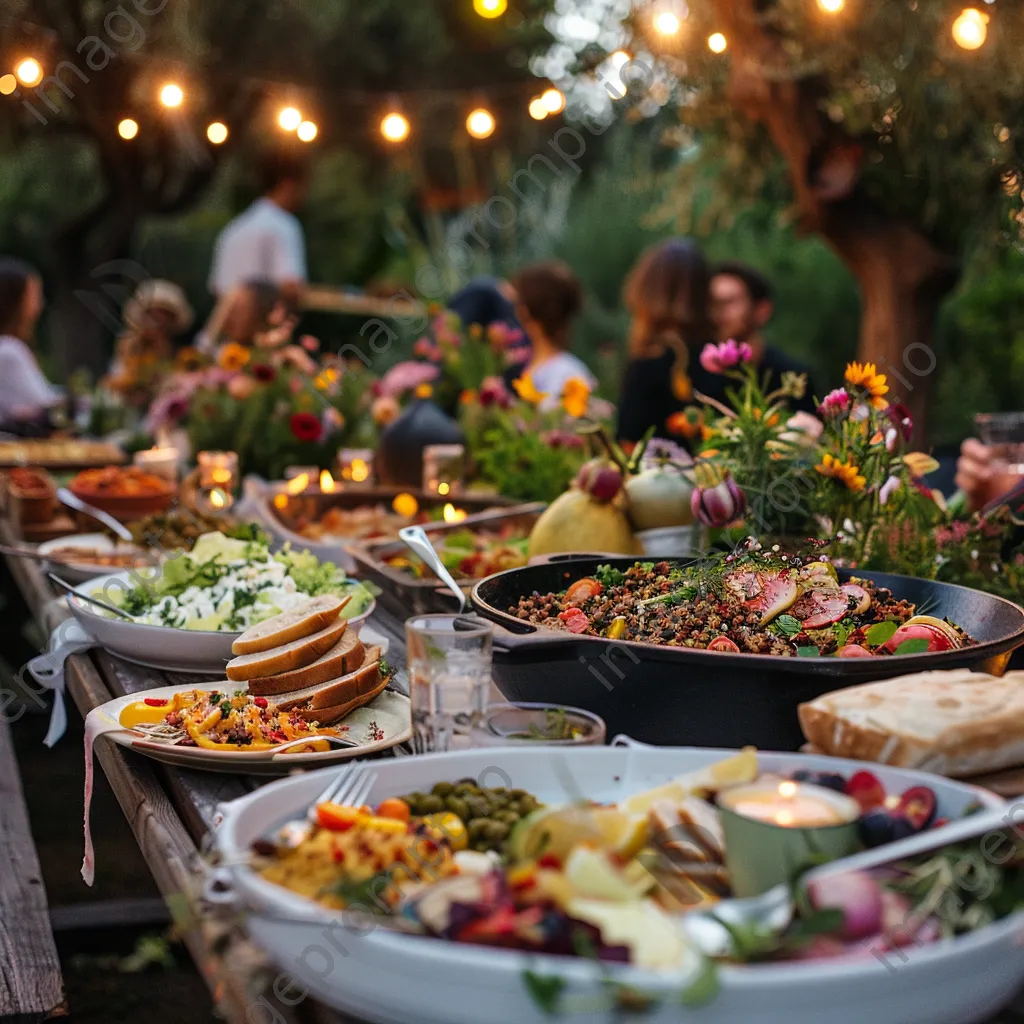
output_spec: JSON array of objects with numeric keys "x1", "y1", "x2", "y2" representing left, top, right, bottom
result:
[{"x1": 470, "y1": 556, "x2": 1024, "y2": 750}]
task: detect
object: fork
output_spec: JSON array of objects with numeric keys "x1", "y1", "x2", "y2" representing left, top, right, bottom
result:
[{"x1": 307, "y1": 763, "x2": 378, "y2": 822}]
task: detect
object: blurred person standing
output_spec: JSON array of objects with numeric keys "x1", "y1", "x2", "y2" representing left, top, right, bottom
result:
[{"x1": 209, "y1": 150, "x2": 310, "y2": 302}]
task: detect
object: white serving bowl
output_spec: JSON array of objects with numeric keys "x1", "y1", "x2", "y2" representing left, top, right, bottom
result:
[
  {"x1": 38, "y1": 532, "x2": 157, "y2": 584},
  {"x1": 66, "y1": 570, "x2": 375, "y2": 673},
  {"x1": 214, "y1": 746, "x2": 1015, "y2": 1024}
]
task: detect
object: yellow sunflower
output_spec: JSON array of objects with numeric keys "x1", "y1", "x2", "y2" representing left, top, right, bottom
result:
[
  {"x1": 512, "y1": 374, "x2": 548, "y2": 406},
  {"x1": 217, "y1": 342, "x2": 251, "y2": 372},
  {"x1": 561, "y1": 377, "x2": 591, "y2": 418},
  {"x1": 815, "y1": 452, "x2": 867, "y2": 492},
  {"x1": 844, "y1": 361, "x2": 889, "y2": 409}
]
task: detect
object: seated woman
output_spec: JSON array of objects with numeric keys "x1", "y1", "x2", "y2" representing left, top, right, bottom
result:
[
  {"x1": 0, "y1": 258, "x2": 63, "y2": 433},
  {"x1": 508, "y1": 260, "x2": 595, "y2": 401}
]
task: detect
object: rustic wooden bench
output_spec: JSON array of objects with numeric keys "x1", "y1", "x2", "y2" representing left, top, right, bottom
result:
[{"x1": 0, "y1": 712, "x2": 65, "y2": 1021}]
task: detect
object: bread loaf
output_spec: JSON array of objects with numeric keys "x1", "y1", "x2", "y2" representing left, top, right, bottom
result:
[
  {"x1": 798, "y1": 670, "x2": 1024, "y2": 777},
  {"x1": 289, "y1": 672, "x2": 390, "y2": 725},
  {"x1": 231, "y1": 595, "x2": 348, "y2": 656},
  {"x1": 226, "y1": 617, "x2": 348, "y2": 682},
  {"x1": 271, "y1": 646, "x2": 382, "y2": 712},
  {"x1": 247, "y1": 629, "x2": 365, "y2": 696}
]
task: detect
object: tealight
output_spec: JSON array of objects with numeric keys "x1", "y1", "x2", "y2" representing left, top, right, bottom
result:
[
  {"x1": 337, "y1": 448, "x2": 375, "y2": 486},
  {"x1": 133, "y1": 446, "x2": 179, "y2": 484},
  {"x1": 718, "y1": 779, "x2": 861, "y2": 896},
  {"x1": 422, "y1": 444, "x2": 465, "y2": 496},
  {"x1": 197, "y1": 451, "x2": 239, "y2": 492}
]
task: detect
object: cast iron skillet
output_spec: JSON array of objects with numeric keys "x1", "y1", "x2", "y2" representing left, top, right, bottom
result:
[{"x1": 470, "y1": 555, "x2": 1024, "y2": 751}]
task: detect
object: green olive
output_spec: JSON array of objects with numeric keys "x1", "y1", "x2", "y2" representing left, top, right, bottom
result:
[
  {"x1": 419, "y1": 794, "x2": 445, "y2": 814},
  {"x1": 464, "y1": 797, "x2": 489, "y2": 819},
  {"x1": 509, "y1": 789, "x2": 528, "y2": 800},
  {"x1": 496, "y1": 809, "x2": 520, "y2": 826},
  {"x1": 485, "y1": 820, "x2": 510, "y2": 842},
  {"x1": 467, "y1": 818, "x2": 491, "y2": 839},
  {"x1": 431, "y1": 781, "x2": 454, "y2": 798},
  {"x1": 519, "y1": 796, "x2": 539, "y2": 813},
  {"x1": 453, "y1": 782, "x2": 478, "y2": 796},
  {"x1": 445, "y1": 796, "x2": 470, "y2": 820}
]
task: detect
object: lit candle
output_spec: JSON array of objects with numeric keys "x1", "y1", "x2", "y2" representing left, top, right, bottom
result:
[
  {"x1": 337, "y1": 448, "x2": 375, "y2": 486},
  {"x1": 197, "y1": 451, "x2": 239, "y2": 492},
  {"x1": 422, "y1": 444, "x2": 465, "y2": 496},
  {"x1": 725, "y1": 780, "x2": 849, "y2": 828},
  {"x1": 133, "y1": 446, "x2": 180, "y2": 485}
]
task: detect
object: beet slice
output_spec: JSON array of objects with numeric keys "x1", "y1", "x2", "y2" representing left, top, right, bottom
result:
[{"x1": 792, "y1": 589, "x2": 849, "y2": 628}]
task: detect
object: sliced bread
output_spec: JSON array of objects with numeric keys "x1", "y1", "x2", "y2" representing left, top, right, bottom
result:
[
  {"x1": 231, "y1": 595, "x2": 349, "y2": 656},
  {"x1": 247, "y1": 629, "x2": 365, "y2": 696},
  {"x1": 289, "y1": 671, "x2": 390, "y2": 726},
  {"x1": 272, "y1": 646, "x2": 382, "y2": 712},
  {"x1": 226, "y1": 617, "x2": 348, "y2": 682}
]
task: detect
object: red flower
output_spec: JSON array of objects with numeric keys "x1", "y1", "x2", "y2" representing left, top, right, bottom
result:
[
  {"x1": 252, "y1": 364, "x2": 276, "y2": 383},
  {"x1": 289, "y1": 412, "x2": 322, "y2": 442}
]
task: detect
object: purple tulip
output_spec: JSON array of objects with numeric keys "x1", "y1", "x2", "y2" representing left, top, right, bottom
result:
[{"x1": 690, "y1": 472, "x2": 746, "y2": 527}]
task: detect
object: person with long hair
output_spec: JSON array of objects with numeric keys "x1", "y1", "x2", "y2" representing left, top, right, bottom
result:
[{"x1": 0, "y1": 258, "x2": 62, "y2": 429}]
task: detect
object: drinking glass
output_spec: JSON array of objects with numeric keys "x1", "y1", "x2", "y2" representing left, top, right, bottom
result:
[
  {"x1": 975, "y1": 412, "x2": 1024, "y2": 506},
  {"x1": 470, "y1": 702, "x2": 607, "y2": 747},
  {"x1": 406, "y1": 614, "x2": 492, "y2": 753}
]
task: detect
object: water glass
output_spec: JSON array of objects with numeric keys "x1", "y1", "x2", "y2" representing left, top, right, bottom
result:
[
  {"x1": 975, "y1": 412, "x2": 1024, "y2": 505},
  {"x1": 406, "y1": 614, "x2": 492, "y2": 753},
  {"x1": 470, "y1": 702, "x2": 607, "y2": 747}
]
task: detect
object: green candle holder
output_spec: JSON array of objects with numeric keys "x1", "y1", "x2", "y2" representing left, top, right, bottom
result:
[{"x1": 719, "y1": 783, "x2": 861, "y2": 897}]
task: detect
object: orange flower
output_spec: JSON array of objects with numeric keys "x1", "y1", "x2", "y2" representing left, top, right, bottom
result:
[
  {"x1": 175, "y1": 346, "x2": 204, "y2": 371},
  {"x1": 844, "y1": 361, "x2": 889, "y2": 410},
  {"x1": 460, "y1": 389, "x2": 477, "y2": 406},
  {"x1": 414, "y1": 382, "x2": 434, "y2": 399},
  {"x1": 815, "y1": 453, "x2": 866, "y2": 492},
  {"x1": 561, "y1": 377, "x2": 591, "y2": 418},
  {"x1": 513, "y1": 374, "x2": 547, "y2": 405},
  {"x1": 666, "y1": 407, "x2": 703, "y2": 439},
  {"x1": 700, "y1": 424, "x2": 714, "y2": 442},
  {"x1": 217, "y1": 342, "x2": 250, "y2": 372},
  {"x1": 671, "y1": 368, "x2": 692, "y2": 401}
]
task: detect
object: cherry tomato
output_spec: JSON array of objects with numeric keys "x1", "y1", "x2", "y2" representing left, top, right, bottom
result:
[
  {"x1": 895, "y1": 786, "x2": 936, "y2": 830},
  {"x1": 845, "y1": 769, "x2": 886, "y2": 811},
  {"x1": 376, "y1": 797, "x2": 411, "y2": 823},
  {"x1": 144, "y1": 697, "x2": 169, "y2": 707},
  {"x1": 557, "y1": 608, "x2": 590, "y2": 634},
  {"x1": 316, "y1": 802, "x2": 362, "y2": 831},
  {"x1": 564, "y1": 578, "x2": 603, "y2": 605},
  {"x1": 707, "y1": 635, "x2": 740, "y2": 653}
]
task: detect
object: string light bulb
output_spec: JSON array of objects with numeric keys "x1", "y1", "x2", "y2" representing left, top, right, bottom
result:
[
  {"x1": 0, "y1": 74, "x2": 16, "y2": 95},
  {"x1": 610, "y1": 50, "x2": 631, "y2": 69},
  {"x1": 278, "y1": 106, "x2": 302, "y2": 131},
  {"x1": 708, "y1": 32, "x2": 728, "y2": 53},
  {"x1": 473, "y1": 0, "x2": 507, "y2": 18},
  {"x1": 206, "y1": 121, "x2": 228, "y2": 144},
  {"x1": 296, "y1": 120, "x2": 318, "y2": 142},
  {"x1": 381, "y1": 111, "x2": 410, "y2": 143},
  {"x1": 653, "y1": 10, "x2": 682, "y2": 36},
  {"x1": 952, "y1": 7, "x2": 989, "y2": 50},
  {"x1": 466, "y1": 107, "x2": 496, "y2": 139},
  {"x1": 159, "y1": 83, "x2": 184, "y2": 108},
  {"x1": 118, "y1": 118, "x2": 139, "y2": 140},
  {"x1": 817, "y1": 0, "x2": 845, "y2": 12},
  {"x1": 15, "y1": 58, "x2": 43, "y2": 87},
  {"x1": 541, "y1": 87, "x2": 566, "y2": 114},
  {"x1": 528, "y1": 97, "x2": 548, "y2": 120}
]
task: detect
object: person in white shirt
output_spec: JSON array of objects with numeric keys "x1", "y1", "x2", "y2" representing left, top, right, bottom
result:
[
  {"x1": 0, "y1": 258, "x2": 63, "y2": 427},
  {"x1": 509, "y1": 260, "x2": 597, "y2": 404},
  {"x1": 208, "y1": 150, "x2": 310, "y2": 300}
]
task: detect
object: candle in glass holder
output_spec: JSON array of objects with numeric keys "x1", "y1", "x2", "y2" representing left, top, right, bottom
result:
[
  {"x1": 285, "y1": 465, "x2": 318, "y2": 481},
  {"x1": 134, "y1": 446, "x2": 180, "y2": 485},
  {"x1": 422, "y1": 444, "x2": 465, "y2": 496},
  {"x1": 197, "y1": 451, "x2": 239, "y2": 492},
  {"x1": 718, "y1": 780, "x2": 861, "y2": 897},
  {"x1": 337, "y1": 448, "x2": 375, "y2": 486}
]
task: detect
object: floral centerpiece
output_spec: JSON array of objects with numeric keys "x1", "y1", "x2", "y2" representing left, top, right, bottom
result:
[{"x1": 145, "y1": 327, "x2": 377, "y2": 480}]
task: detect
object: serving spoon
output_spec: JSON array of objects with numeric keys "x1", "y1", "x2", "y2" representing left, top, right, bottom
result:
[
  {"x1": 57, "y1": 487, "x2": 134, "y2": 542},
  {"x1": 398, "y1": 525, "x2": 467, "y2": 612},
  {"x1": 48, "y1": 572, "x2": 137, "y2": 621}
]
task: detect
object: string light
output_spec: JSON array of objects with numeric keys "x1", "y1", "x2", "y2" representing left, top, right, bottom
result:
[
  {"x1": 952, "y1": 7, "x2": 989, "y2": 50},
  {"x1": 206, "y1": 121, "x2": 228, "y2": 144},
  {"x1": 296, "y1": 119, "x2": 318, "y2": 142},
  {"x1": 541, "y1": 87, "x2": 565, "y2": 114},
  {"x1": 159, "y1": 82, "x2": 184, "y2": 108},
  {"x1": 466, "y1": 107, "x2": 496, "y2": 139},
  {"x1": 610, "y1": 50, "x2": 631, "y2": 69},
  {"x1": 278, "y1": 106, "x2": 302, "y2": 131},
  {"x1": 15, "y1": 58, "x2": 43, "y2": 87},
  {"x1": 653, "y1": 10, "x2": 682, "y2": 36},
  {"x1": 118, "y1": 118, "x2": 139, "y2": 140},
  {"x1": 528, "y1": 96, "x2": 548, "y2": 120},
  {"x1": 0, "y1": 74, "x2": 16, "y2": 95},
  {"x1": 381, "y1": 111, "x2": 410, "y2": 143},
  {"x1": 817, "y1": 0, "x2": 845, "y2": 12},
  {"x1": 708, "y1": 32, "x2": 728, "y2": 53},
  {"x1": 473, "y1": 0, "x2": 507, "y2": 17}
]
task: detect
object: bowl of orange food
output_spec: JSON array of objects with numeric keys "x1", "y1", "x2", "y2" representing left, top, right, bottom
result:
[{"x1": 69, "y1": 465, "x2": 176, "y2": 522}]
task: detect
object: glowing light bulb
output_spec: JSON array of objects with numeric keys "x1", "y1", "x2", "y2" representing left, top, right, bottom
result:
[
  {"x1": 118, "y1": 118, "x2": 139, "y2": 140},
  {"x1": 952, "y1": 8, "x2": 988, "y2": 50},
  {"x1": 392, "y1": 492, "x2": 419, "y2": 517},
  {"x1": 15, "y1": 58, "x2": 42, "y2": 87},
  {"x1": 206, "y1": 121, "x2": 228, "y2": 144},
  {"x1": 473, "y1": 0, "x2": 507, "y2": 18},
  {"x1": 381, "y1": 112, "x2": 410, "y2": 143},
  {"x1": 541, "y1": 87, "x2": 566, "y2": 114},
  {"x1": 610, "y1": 50, "x2": 631, "y2": 69},
  {"x1": 708, "y1": 32, "x2": 728, "y2": 53},
  {"x1": 529, "y1": 97, "x2": 548, "y2": 120},
  {"x1": 653, "y1": 10, "x2": 681, "y2": 36},
  {"x1": 1, "y1": 74, "x2": 19, "y2": 95},
  {"x1": 466, "y1": 107, "x2": 496, "y2": 139},
  {"x1": 278, "y1": 106, "x2": 302, "y2": 131},
  {"x1": 296, "y1": 120, "x2": 318, "y2": 142},
  {"x1": 159, "y1": 83, "x2": 184, "y2": 108},
  {"x1": 817, "y1": 0, "x2": 845, "y2": 12}
]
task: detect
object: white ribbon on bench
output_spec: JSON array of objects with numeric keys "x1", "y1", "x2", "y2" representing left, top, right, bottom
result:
[{"x1": 24, "y1": 617, "x2": 96, "y2": 747}]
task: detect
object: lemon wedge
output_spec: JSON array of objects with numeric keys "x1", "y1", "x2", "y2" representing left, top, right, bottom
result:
[
  {"x1": 564, "y1": 847, "x2": 653, "y2": 901},
  {"x1": 508, "y1": 806, "x2": 648, "y2": 862},
  {"x1": 619, "y1": 748, "x2": 759, "y2": 815}
]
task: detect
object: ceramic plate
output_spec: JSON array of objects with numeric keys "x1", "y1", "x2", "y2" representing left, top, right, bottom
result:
[
  {"x1": 88, "y1": 683, "x2": 411, "y2": 775},
  {"x1": 38, "y1": 533, "x2": 156, "y2": 583}
]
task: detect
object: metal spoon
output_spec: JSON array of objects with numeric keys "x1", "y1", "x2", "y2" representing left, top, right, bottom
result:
[
  {"x1": 398, "y1": 525, "x2": 467, "y2": 612},
  {"x1": 48, "y1": 572, "x2": 137, "y2": 620},
  {"x1": 56, "y1": 487, "x2": 134, "y2": 542}
]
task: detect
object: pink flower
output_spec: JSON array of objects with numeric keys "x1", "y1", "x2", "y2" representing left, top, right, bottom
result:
[
  {"x1": 541, "y1": 430, "x2": 585, "y2": 450},
  {"x1": 143, "y1": 390, "x2": 191, "y2": 433},
  {"x1": 413, "y1": 338, "x2": 442, "y2": 361},
  {"x1": 699, "y1": 339, "x2": 753, "y2": 374},
  {"x1": 227, "y1": 375, "x2": 256, "y2": 401},
  {"x1": 289, "y1": 376, "x2": 304, "y2": 395},
  {"x1": 818, "y1": 388, "x2": 851, "y2": 418},
  {"x1": 300, "y1": 335, "x2": 321, "y2": 353},
  {"x1": 272, "y1": 345, "x2": 319, "y2": 375},
  {"x1": 878, "y1": 475, "x2": 901, "y2": 506},
  {"x1": 378, "y1": 360, "x2": 441, "y2": 398},
  {"x1": 886, "y1": 403, "x2": 914, "y2": 441},
  {"x1": 479, "y1": 375, "x2": 512, "y2": 408}
]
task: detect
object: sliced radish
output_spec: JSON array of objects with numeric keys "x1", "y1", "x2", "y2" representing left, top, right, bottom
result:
[
  {"x1": 883, "y1": 622, "x2": 959, "y2": 654},
  {"x1": 840, "y1": 583, "x2": 871, "y2": 615},
  {"x1": 707, "y1": 635, "x2": 740, "y2": 653},
  {"x1": 792, "y1": 590, "x2": 849, "y2": 628},
  {"x1": 837, "y1": 644, "x2": 874, "y2": 658},
  {"x1": 805, "y1": 870, "x2": 885, "y2": 940},
  {"x1": 896, "y1": 786, "x2": 936, "y2": 830},
  {"x1": 845, "y1": 770, "x2": 886, "y2": 811},
  {"x1": 728, "y1": 570, "x2": 798, "y2": 624}
]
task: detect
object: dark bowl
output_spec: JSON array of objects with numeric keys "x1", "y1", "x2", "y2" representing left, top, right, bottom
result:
[{"x1": 470, "y1": 556, "x2": 1024, "y2": 751}]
